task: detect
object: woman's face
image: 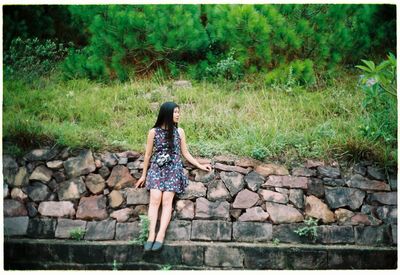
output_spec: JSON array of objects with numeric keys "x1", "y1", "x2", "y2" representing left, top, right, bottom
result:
[{"x1": 173, "y1": 107, "x2": 180, "y2": 123}]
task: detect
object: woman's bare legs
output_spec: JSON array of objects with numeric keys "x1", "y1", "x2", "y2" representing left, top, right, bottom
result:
[
  {"x1": 147, "y1": 189, "x2": 162, "y2": 242},
  {"x1": 155, "y1": 191, "x2": 175, "y2": 242}
]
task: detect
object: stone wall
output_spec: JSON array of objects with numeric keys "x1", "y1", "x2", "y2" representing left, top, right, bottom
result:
[{"x1": 3, "y1": 147, "x2": 397, "y2": 246}]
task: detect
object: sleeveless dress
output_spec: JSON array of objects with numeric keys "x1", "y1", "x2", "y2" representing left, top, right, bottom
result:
[{"x1": 145, "y1": 126, "x2": 189, "y2": 194}]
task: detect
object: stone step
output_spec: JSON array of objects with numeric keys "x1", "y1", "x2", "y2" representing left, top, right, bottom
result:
[{"x1": 4, "y1": 238, "x2": 397, "y2": 270}]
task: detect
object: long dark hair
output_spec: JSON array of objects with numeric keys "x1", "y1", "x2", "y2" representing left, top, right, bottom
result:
[{"x1": 153, "y1": 102, "x2": 179, "y2": 152}]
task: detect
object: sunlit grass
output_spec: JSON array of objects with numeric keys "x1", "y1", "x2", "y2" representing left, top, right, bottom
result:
[{"x1": 3, "y1": 73, "x2": 395, "y2": 168}]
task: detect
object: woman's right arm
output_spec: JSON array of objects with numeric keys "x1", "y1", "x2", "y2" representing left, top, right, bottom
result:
[{"x1": 135, "y1": 128, "x2": 155, "y2": 188}]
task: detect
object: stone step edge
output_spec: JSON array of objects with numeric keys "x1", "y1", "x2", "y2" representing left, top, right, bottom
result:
[{"x1": 5, "y1": 238, "x2": 396, "y2": 250}]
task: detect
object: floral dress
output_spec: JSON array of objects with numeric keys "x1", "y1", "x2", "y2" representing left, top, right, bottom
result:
[{"x1": 146, "y1": 126, "x2": 189, "y2": 193}]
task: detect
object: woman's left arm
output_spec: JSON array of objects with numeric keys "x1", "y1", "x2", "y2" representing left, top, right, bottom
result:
[{"x1": 178, "y1": 128, "x2": 212, "y2": 172}]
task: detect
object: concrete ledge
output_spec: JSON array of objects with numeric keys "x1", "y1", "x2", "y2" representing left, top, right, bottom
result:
[{"x1": 4, "y1": 238, "x2": 397, "y2": 270}]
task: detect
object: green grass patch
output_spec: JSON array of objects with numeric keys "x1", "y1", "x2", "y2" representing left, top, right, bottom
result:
[{"x1": 3, "y1": 72, "x2": 395, "y2": 168}]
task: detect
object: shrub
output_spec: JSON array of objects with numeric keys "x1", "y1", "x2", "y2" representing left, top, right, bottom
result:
[
  {"x1": 129, "y1": 215, "x2": 150, "y2": 245},
  {"x1": 4, "y1": 37, "x2": 69, "y2": 81},
  {"x1": 294, "y1": 217, "x2": 318, "y2": 240},
  {"x1": 356, "y1": 53, "x2": 397, "y2": 160},
  {"x1": 69, "y1": 228, "x2": 86, "y2": 241},
  {"x1": 205, "y1": 50, "x2": 243, "y2": 80},
  {"x1": 265, "y1": 59, "x2": 316, "y2": 87}
]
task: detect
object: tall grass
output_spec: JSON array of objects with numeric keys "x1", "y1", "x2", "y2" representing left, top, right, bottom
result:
[{"x1": 3, "y1": 73, "x2": 394, "y2": 168}]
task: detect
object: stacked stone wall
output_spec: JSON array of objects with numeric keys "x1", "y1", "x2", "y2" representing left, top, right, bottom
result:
[{"x1": 3, "y1": 147, "x2": 397, "y2": 246}]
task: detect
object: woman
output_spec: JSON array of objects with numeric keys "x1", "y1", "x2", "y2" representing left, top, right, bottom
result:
[{"x1": 135, "y1": 101, "x2": 212, "y2": 252}]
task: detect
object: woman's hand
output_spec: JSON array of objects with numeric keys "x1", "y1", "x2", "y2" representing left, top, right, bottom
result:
[
  {"x1": 135, "y1": 176, "x2": 146, "y2": 188},
  {"x1": 199, "y1": 164, "x2": 212, "y2": 172}
]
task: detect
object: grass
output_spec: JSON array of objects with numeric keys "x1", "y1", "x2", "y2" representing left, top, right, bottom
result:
[{"x1": 3, "y1": 71, "x2": 395, "y2": 168}]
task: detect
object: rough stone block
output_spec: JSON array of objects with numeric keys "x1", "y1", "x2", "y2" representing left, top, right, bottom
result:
[
  {"x1": 259, "y1": 189, "x2": 288, "y2": 204},
  {"x1": 57, "y1": 177, "x2": 87, "y2": 201},
  {"x1": 215, "y1": 163, "x2": 251, "y2": 174},
  {"x1": 255, "y1": 163, "x2": 289, "y2": 177},
  {"x1": 191, "y1": 220, "x2": 232, "y2": 241},
  {"x1": 4, "y1": 199, "x2": 28, "y2": 217},
  {"x1": 242, "y1": 247, "x2": 327, "y2": 269},
  {"x1": 265, "y1": 202, "x2": 304, "y2": 224},
  {"x1": 220, "y1": 171, "x2": 246, "y2": 196},
  {"x1": 327, "y1": 248, "x2": 397, "y2": 269},
  {"x1": 325, "y1": 187, "x2": 366, "y2": 210},
  {"x1": 244, "y1": 171, "x2": 265, "y2": 192},
  {"x1": 354, "y1": 225, "x2": 392, "y2": 245},
  {"x1": 29, "y1": 165, "x2": 53, "y2": 183},
  {"x1": 232, "y1": 189, "x2": 260, "y2": 209},
  {"x1": 205, "y1": 246, "x2": 243, "y2": 267},
  {"x1": 316, "y1": 225, "x2": 354, "y2": 244},
  {"x1": 63, "y1": 149, "x2": 96, "y2": 178},
  {"x1": 238, "y1": 206, "x2": 269, "y2": 222},
  {"x1": 165, "y1": 220, "x2": 191, "y2": 241},
  {"x1": 181, "y1": 245, "x2": 204, "y2": 266},
  {"x1": 27, "y1": 182, "x2": 51, "y2": 202},
  {"x1": 367, "y1": 192, "x2": 397, "y2": 205},
  {"x1": 126, "y1": 188, "x2": 150, "y2": 205},
  {"x1": 106, "y1": 165, "x2": 136, "y2": 189},
  {"x1": 27, "y1": 217, "x2": 57, "y2": 238},
  {"x1": 347, "y1": 174, "x2": 390, "y2": 191},
  {"x1": 206, "y1": 180, "x2": 231, "y2": 201},
  {"x1": 76, "y1": 195, "x2": 108, "y2": 220},
  {"x1": 376, "y1": 205, "x2": 397, "y2": 224},
  {"x1": 110, "y1": 208, "x2": 133, "y2": 223},
  {"x1": 85, "y1": 219, "x2": 116, "y2": 240},
  {"x1": 55, "y1": 219, "x2": 87, "y2": 239},
  {"x1": 272, "y1": 224, "x2": 310, "y2": 244},
  {"x1": 115, "y1": 221, "x2": 140, "y2": 241},
  {"x1": 195, "y1": 197, "x2": 230, "y2": 220},
  {"x1": 263, "y1": 175, "x2": 308, "y2": 189},
  {"x1": 306, "y1": 178, "x2": 325, "y2": 198},
  {"x1": 177, "y1": 181, "x2": 207, "y2": 200},
  {"x1": 38, "y1": 201, "x2": 76, "y2": 218},
  {"x1": 4, "y1": 216, "x2": 29, "y2": 236},
  {"x1": 292, "y1": 167, "x2": 316, "y2": 177},
  {"x1": 174, "y1": 200, "x2": 194, "y2": 220},
  {"x1": 233, "y1": 222, "x2": 272, "y2": 242},
  {"x1": 305, "y1": 195, "x2": 335, "y2": 223},
  {"x1": 317, "y1": 166, "x2": 341, "y2": 178}
]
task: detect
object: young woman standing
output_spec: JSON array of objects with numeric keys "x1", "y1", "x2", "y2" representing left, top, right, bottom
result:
[{"x1": 135, "y1": 102, "x2": 212, "y2": 251}]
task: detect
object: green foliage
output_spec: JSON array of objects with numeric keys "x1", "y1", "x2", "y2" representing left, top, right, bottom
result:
[
  {"x1": 160, "y1": 264, "x2": 172, "y2": 270},
  {"x1": 356, "y1": 53, "x2": 397, "y2": 166},
  {"x1": 4, "y1": 37, "x2": 69, "y2": 82},
  {"x1": 205, "y1": 49, "x2": 243, "y2": 80},
  {"x1": 272, "y1": 238, "x2": 280, "y2": 245},
  {"x1": 59, "y1": 4, "x2": 395, "y2": 82},
  {"x1": 112, "y1": 260, "x2": 119, "y2": 271},
  {"x1": 265, "y1": 59, "x2": 315, "y2": 87},
  {"x1": 129, "y1": 215, "x2": 150, "y2": 245},
  {"x1": 69, "y1": 228, "x2": 86, "y2": 241},
  {"x1": 294, "y1": 217, "x2": 318, "y2": 240},
  {"x1": 3, "y1": 5, "x2": 86, "y2": 50},
  {"x1": 251, "y1": 146, "x2": 268, "y2": 161}
]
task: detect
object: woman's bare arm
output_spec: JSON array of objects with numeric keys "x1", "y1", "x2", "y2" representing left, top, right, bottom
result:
[
  {"x1": 178, "y1": 128, "x2": 211, "y2": 171},
  {"x1": 135, "y1": 128, "x2": 155, "y2": 187}
]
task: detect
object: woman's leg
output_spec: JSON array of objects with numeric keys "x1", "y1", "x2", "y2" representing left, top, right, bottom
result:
[
  {"x1": 147, "y1": 189, "x2": 162, "y2": 242},
  {"x1": 155, "y1": 191, "x2": 175, "y2": 242}
]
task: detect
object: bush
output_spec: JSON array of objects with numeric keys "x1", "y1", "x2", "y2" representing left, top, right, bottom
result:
[
  {"x1": 69, "y1": 228, "x2": 86, "y2": 241},
  {"x1": 356, "y1": 53, "x2": 397, "y2": 147},
  {"x1": 205, "y1": 50, "x2": 243, "y2": 80},
  {"x1": 4, "y1": 37, "x2": 70, "y2": 81},
  {"x1": 265, "y1": 59, "x2": 315, "y2": 87}
]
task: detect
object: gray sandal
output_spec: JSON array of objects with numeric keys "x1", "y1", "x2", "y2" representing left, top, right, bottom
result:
[
  {"x1": 143, "y1": 241, "x2": 153, "y2": 251},
  {"x1": 151, "y1": 241, "x2": 163, "y2": 251}
]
